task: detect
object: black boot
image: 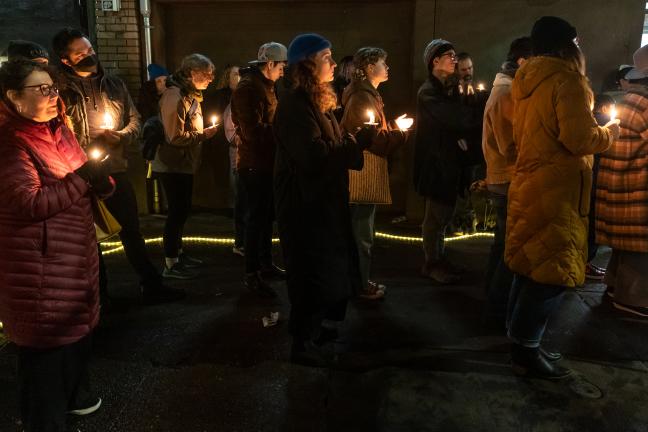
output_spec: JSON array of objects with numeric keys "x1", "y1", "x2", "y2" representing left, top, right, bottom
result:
[
  {"x1": 511, "y1": 344, "x2": 571, "y2": 380},
  {"x1": 540, "y1": 347, "x2": 562, "y2": 362},
  {"x1": 260, "y1": 263, "x2": 286, "y2": 280}
]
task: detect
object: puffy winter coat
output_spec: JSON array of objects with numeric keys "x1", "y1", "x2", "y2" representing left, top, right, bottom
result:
[
  {"x1": 0, "y1": 102, "x2": 101, "y2": 348},
  {"x1": 505, "y1": 57, "x2": 613, "y2": 287}
]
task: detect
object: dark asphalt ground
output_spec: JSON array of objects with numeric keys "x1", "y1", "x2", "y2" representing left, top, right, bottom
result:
[{"x1": 1, "y1": 213, "x2": 647, "y2": 432}]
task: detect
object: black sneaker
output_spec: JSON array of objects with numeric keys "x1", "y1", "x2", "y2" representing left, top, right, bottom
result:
[
  {"x1": 142, "y1": 285, "x2": 186, "y2": 305},
  {"x1": 162, "y1": 262, "x2": 198, "y2": 280},
  {"x1": 179, "y1": 253, "x2": 204, "y2": 269},
  {"x1": 68, "y1": 397, "x2": 102, "y2": 416},
  {"x1": 244, "y1": 272, "x2": 277, "y2": 298}
]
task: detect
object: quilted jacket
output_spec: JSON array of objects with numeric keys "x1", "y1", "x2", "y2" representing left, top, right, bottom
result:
[
  {"x1": 505, "y1": 56, "x2": 613, "y2": 287},
  {"x1": 0, "y1": 102, "x2": 101, "y2": 348}
]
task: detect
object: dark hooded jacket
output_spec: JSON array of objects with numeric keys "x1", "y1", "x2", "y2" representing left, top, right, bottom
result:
[
  {"x1": 413, "y1": 75, "x2": 482, "y2": 203},
  {"x1": 57, "y1": 64, "x2": 141, "y2": 174},
  {"x1": 231, "y1": 66, "x2": 278, "y2": 173}
]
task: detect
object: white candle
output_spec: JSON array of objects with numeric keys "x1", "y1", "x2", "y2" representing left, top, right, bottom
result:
[
  {"x1": 365, "y1": 109, "x2": 377, "y2": 125},
  {"x1": 211, "y1": 115, "x2": 218, "y2": 127},
  {"x1": 395, "y1": 114, "x2": 414, "y2": 131},
  {"x1": 610, "y1": 106, "x2": 617, "y2": 122},
  {"x1": 100, "y1": 112, "x2": 114, "y2": 130}
]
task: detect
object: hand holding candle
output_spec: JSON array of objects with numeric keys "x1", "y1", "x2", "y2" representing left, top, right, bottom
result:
[
  {"x1": 605, "y1": 105, "x2": 620, "y2": 128},
  {"x1": 100, "y1": 112, "x2": 114, "y2": 130},
  {"x1": 394, "y1": 114, "x2": 414, "y2": 131},
  {"x1": 365, "y1": 109, "x2": 378, "y2": 126}
]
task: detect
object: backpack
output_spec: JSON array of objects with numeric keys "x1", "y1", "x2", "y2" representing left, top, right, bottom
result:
[
  {"x1": 140, "y1": 99, "x2": 200, "y2": 161},
  {"x1": 141, "y1": 115, "x2": 165, "y2": 161}
]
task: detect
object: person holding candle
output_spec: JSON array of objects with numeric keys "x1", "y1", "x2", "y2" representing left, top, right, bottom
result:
[
  {"x1": 273, "y1": 33, "x2": 376, "y2": 364},
  {"x1": 231, "y1": 42, "x2": 288, "y2": 298},
  {"x1": 481, "y1": 36, "x2": 532, "y2": 323},
  {"x1": 203, "y1": 65, "x2": 246, "y2": 257},
  {"x1": 596, "y1": 45, "x2": 648, "y2": 317},
  {"x1": 153, "y1": 53, "x2": 218, "y2": 279},
  {"x1": 53, "y1": 28, "x2": 184, "y2": 303},
  {"x1": 340, "y1": 46, "x2": 407, "y2": 300},
  {"x1": 505, "y1": 16, "x2": 619, "y2": 379},
  {"x1": 414, "y1": 39, "x2": 482, "y2": 284},
  {"x1": 584, "y1": 94, "x2": 617, "y2": 282},
  {"x1": 0, "y1": 59, "x2": 112, "y2": 432}
]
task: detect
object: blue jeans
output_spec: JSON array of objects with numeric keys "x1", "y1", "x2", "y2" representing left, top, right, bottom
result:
[{"x1": 506, "y1": 275, "x2": 565, "y2": 348}]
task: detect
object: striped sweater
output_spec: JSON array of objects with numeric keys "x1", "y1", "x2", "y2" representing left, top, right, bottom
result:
[{"x1": 596, "y1": 89, "x2": 648, "y2": 252}]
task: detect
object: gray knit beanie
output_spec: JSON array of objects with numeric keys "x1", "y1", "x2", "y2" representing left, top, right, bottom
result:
[{"x1": 423, "y1": 39, "x2": 453, "y2": 69}]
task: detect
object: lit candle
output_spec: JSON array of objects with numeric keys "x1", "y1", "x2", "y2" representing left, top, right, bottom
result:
[
  {"x1": 477, "y1": 83, "x2": 485, "y2": 92},
  {"x1": 365, "y1": 109, "x2": 377, "y2": 125},
  {"x1": 395, "y1": 114, "x2": 414, "y2": 131},
  {"x1": 100, "y1": 112, "x2": 114, "y2": 130},
  {"x1": 210, "y1": 115, "x2": 218, "y2": 127},
  {"x1": 610, "y1": 105, "x2": 617, "y2": 122},
  {"x1": 467, "y1": 84, "x2": 475, "y2": 95},
  {"x1": 89, "y1": 148, "x2": 103, "y2": 160}
]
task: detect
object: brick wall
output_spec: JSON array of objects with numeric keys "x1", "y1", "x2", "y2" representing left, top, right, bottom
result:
[{"x1": 94, "y1": 0, "x2": 142, "y2": 97}]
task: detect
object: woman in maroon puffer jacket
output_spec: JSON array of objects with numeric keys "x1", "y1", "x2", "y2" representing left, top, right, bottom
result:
[{"x1": 0, "y1": 60, "x2": 113, "y2": 432}]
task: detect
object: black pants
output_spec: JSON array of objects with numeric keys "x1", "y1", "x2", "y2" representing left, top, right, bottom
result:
[
  {"x1": 18, "y1": 334, "x2": 93, "y2": 432},
  {"x1": 232, "y1": 170, "x2": 247, "y2": 248},
  {"x1": 240, "y1": 169, "x2": 273, "y2": 273},
  {"x1": 103, "y1": 172, "x2": 161, "y2": 288},
  {"x1": 484, "y1": 191, "x2": 514, "y2": 320},
  {"x1": 156, "y1": 172, "x2": 194, "y2": 259}
]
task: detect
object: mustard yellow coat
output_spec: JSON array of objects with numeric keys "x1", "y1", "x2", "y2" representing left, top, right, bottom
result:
[{"x1": 505, "y1": 57, "x2": 613, "y2": 287}]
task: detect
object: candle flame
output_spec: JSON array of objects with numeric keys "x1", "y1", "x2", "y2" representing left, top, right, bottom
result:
[
  {"x1": 477, "y1": 83, "x2": 485, "y2": 91},
  {"x1": 366, "y1": 110, "x2": 376, "y2": 125},
  {"x1": 101, "y1": 112, "x2": 114, "y2": 130},
  {"x1": 89, "y1": 148, "x2": 103, "y2": 160},
  {"x1": 211, "y1": 115, "x2": 218, "y2": 127},
  {"x1": 395, "y1": 114, "x2": 414, "y2": 131},
  {"x1": 610, "y1": 106, "x2": 617, "y2": 122}
]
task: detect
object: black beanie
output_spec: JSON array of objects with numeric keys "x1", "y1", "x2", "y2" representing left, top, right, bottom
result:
[
  {"x1": 531, "y1": 16, "x2": 577, "y2": 55},
  {"x1": 507, "y1": 37, "x2": 533, "y2": 63},
  {"x1": 7, "y1": 40, "x2": 49, "y2": 62}
]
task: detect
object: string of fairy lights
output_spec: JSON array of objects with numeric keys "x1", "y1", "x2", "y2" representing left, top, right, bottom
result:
[
  {"x1": 98, "y1": 231, "x2": 494, "y2": 255},
  {"x1": 0, "y1": 231, "x2": 493, "y2": 338}
]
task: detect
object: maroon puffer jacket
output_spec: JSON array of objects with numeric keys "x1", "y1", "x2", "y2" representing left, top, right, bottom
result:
[{"x1": 0, "y1": 102, "x2": 100, "y2": 349}]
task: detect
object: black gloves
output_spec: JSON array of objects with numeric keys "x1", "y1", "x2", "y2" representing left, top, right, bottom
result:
[
  {"x1": 354, "y1": 126, "x2": 378, "y2": 150},
  {"x1": 74, "y1": 160, "x2": 111, "y2": 193}
]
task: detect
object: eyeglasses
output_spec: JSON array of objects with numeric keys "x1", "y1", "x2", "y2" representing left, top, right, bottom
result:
[
  {"x1": 23, "y1": 84, "x2": 59, "y2": 97},
  {"x1": 440, "y1": 52, "x2": 457, "y2": 61}
]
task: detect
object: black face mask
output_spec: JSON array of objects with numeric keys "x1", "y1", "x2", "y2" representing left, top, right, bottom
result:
[{"x1": 71, "y1": 54, "x2": 99, "y2": 73}]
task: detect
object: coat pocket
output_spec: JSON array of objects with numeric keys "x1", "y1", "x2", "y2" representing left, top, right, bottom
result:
[{"x1": 578, "y1": 169, "x2": 593, "y2": 217}]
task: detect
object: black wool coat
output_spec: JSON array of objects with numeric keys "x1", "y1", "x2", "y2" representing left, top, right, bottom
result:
[
  {"x1": 273, "y1": 88, "x2": 364, "y2": 309},
  {"x1": 413, "y1": 76, "x2": 482, "y2": 204}
]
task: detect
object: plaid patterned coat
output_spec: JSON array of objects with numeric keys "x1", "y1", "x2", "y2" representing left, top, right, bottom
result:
[{"x1": 596, "y1": 89, "x2": 648, "y2": 253}]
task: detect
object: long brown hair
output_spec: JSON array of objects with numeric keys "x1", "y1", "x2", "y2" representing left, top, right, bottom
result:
[
  {"x1": 555, "y1": 42, "x2": 586, "y2": 76},
  {"x1": 288, "y1": 56, "x2": 337, "y2": 112}
]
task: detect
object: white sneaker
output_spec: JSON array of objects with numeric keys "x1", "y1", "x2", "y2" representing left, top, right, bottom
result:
[
  {"x1": 232, "y1": 246, "x2": 245, "y2": 257},
  {"x1": 68, "y1": 397, "x2": 102, "y2": 416}
]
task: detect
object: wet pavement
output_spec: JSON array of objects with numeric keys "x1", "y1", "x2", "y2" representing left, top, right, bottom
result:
[{"x1": 1, "y1": 213, "x2": 647, "y2": 432}]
